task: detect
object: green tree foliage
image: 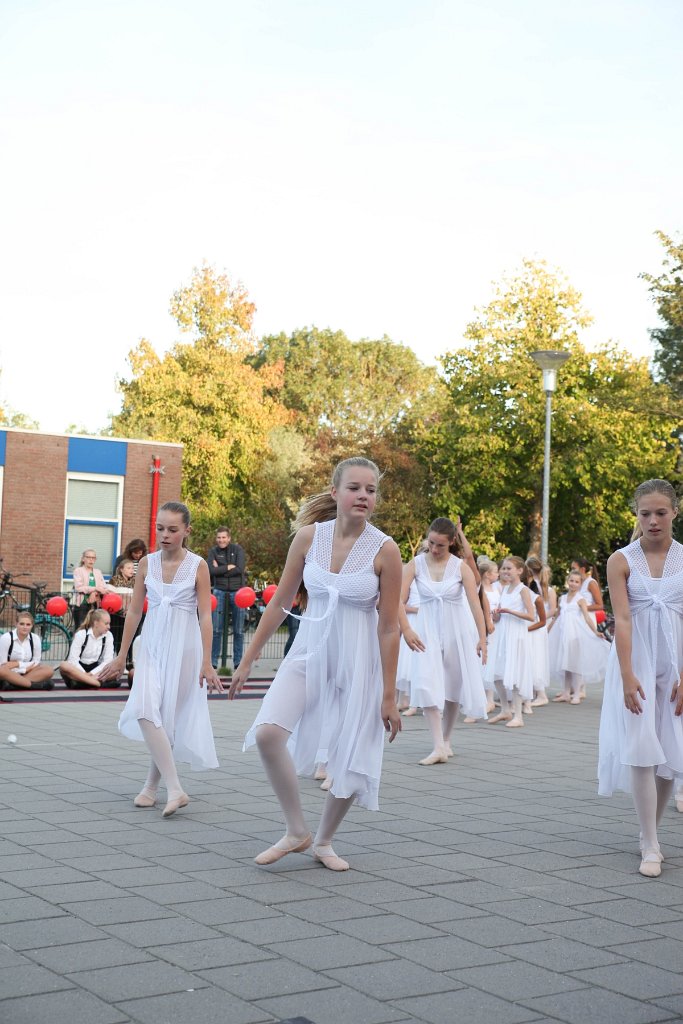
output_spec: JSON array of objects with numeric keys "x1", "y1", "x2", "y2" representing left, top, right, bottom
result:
[
  {"x1": 641, "y1": 230, "x2": 683, "y2": 397},
  {"x1": 111, "y1": 266, "x2": 289, "y2": 543},
  {"x1": 424, "y1": 260, "x2": 680, "y2": 568}
]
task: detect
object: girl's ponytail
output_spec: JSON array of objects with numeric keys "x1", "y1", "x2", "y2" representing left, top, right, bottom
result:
[{"x1": 82, "y1": 608, "x2": 110, "y2": 632}]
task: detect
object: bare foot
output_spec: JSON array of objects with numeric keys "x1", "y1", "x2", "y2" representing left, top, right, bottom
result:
[
  {"x1": 531, "y1": 695, "x2": 549, "y2": 707},
  {"x1": 418, "y1": 749, "x2": 449, "y2": 765},
  {"x1": 522, "y1": 702, "x2": 533, "y2": 715},
  {"x1": 488, "y1": 712, "x2": 512, "y2": 724},
  {"x1": 505, "y1": 717, "x2": 524, "y2": 728},
  {"x1": 553, "y1": 694, "x2": 570, "y2": 703},
  {"x1": 463, "y1": 717, "x2": 476, "y2": 724}
]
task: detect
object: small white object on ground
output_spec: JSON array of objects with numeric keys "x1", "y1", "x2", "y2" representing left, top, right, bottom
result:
[{"x1": 7, "y1": 734, "x2": 17, "y2": 745}]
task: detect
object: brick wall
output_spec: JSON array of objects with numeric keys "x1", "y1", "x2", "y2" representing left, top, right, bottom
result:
[
  {"x1": 1, "y1": 432, "x2": 69, "y2": 591},
  {"x1": 121, "y1": 443, "x2": 184, "y2": 553}
]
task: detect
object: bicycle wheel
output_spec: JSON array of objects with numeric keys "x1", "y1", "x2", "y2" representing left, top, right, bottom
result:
[{"x1": 36, "y1": 618, "x2": 72, "y2": 662}]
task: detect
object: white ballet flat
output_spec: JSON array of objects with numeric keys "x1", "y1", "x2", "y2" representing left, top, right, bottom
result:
[{"x1": 639, "y1": 850, "x2": 662, "y2": 878}]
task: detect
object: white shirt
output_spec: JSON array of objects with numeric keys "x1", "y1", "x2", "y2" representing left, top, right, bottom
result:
[
  {"x1": 0, "y1": 630, "x2": 42, "y2": 673},
  {"x1": 67, "y1": 629, "x2": 114, "y2": 676}
]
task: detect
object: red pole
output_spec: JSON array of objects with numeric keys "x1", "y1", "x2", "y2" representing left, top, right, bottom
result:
[{"x1": 149, "y1": 456, "x2": 161, "y2": 552}]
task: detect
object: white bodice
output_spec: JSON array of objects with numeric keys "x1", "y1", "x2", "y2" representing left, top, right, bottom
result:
[{"x1": 621, "y1": 539, "x2": 683, "y2": 686}]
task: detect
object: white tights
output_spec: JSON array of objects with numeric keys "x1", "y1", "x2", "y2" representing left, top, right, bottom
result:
[
  {"x1": 631, "y1": 765, "x2": 673, "y2": 852},
  {"x1": 423, "y1": 701, "x2": 460, "y2": 753},
  {"x1": 255, "y1": 723, "x2": 354, "y2": 847},
  {"x1": 494, "y1": 681, "x2": 523, "y2": 720},
  {"x1": 138, "y1": 719, "x2": 183, "y2": 801}
]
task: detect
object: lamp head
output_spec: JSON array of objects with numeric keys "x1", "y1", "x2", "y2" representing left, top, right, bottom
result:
[{"x1": 530, "y1": 350, "x2": 570, "y2": 393}]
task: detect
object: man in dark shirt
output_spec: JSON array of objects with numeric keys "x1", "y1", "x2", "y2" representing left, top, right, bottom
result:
[{"x1": 207, "y1": 526, "x2": 246, "y2": 669}]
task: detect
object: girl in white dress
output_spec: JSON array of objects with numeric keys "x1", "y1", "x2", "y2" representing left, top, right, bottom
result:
[
  {"x1": 397, "y1": 571, "x2": 419, "y2": 714},
  {"x1": 399, "y1": 518, "x2": 487, "y2": 763},
  {"x1": 598, "y1": 479, "x2": 683, "y2": 877},
  {"x1": 229, "y1": 458, "x2": 402, "y2": 872},
  {"x1": 485, "y1": 556, "x2": 536, "y2": 728},
  {"x1": 101, "y1": 502, "x2": 223, "y2": 817},
  {"x1": 527, "y1": 557, "x2": 556, "y2": 708},
  {"x1": 570, "y1": 557, "x2": 604, "y2": 699},
  {"x1": 548, "y1": 571, "x2": 608, "y2": 703},
  {"x1": 477, "y1": 558, "x2": 501, "y2": 716}
]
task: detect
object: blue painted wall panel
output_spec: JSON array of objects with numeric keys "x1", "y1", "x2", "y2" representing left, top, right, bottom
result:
[
  {"x1": 0, "y1": 431, "x2": 6, "y2": 465},
  {"x1": 68, "y1": 437, "x2": 127, "y2": 475}
]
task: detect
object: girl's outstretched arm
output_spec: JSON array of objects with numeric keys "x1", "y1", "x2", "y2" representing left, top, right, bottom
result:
[
  {"x1": 228, "y1": 527, "x2": 314, "y2": 700},
  {"x1": 99, "y1": 559, "x2": 148, "y2": 681},
  {"x1": 376, "y1": 539, "x2": 403, "y2": 741}
]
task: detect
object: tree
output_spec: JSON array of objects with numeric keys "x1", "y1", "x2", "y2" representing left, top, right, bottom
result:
[
  {"x1": 111, "y1": 266, "x2": 289, "y2": 540},
  {"x1": 254, "y1": 327, "x2": 443, "y2": 438},
  {"x1": 423, "y1": 260, "x2": 680, "y2": 568},
  {"x1": 641, "y1": 231, "x2": 683, "y2": 396}
]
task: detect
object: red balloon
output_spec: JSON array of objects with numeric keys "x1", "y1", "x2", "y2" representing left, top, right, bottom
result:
[
  {"x1": 142, "y1": 598, "x2": 149, "y2": 614},
  {"x1": 234, "y1": 586, "x2": 256, "y2": 609},
  {"x1": 46, "y1": 596, "x2": 68, "y2": 617},
  {"x1": 102, "y1": 593, "x2": 123, "y2": 613},
  {"x1": 210, "y1": 594, "x2": 218, "y2": 611},
  {"x1": 262, "y1": 584, "x2": 278, "y2": 605},
  {"x1": 595, "y1": 609, "x2": 606, "y2": 624}
]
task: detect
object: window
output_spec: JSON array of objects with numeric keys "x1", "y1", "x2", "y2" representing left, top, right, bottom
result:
[{"x1": 63, "y1": 473, "x2": 123, "y2": 579}]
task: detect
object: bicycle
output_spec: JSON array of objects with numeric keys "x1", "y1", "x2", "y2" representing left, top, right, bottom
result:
[{"x1": 0, "y1": 569, "x2": 73, "y2": 662}]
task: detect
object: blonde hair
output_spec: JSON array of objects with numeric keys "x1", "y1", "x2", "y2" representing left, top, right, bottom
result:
[
  {"x1": 15, "y1": 610, "x2": 34, "y2": 625},
  {"x1": 477, "y1": 556, "x2": 498, "y2": 578},
  {"x1": 79, "y1": 549, "x2": 96, "y2": 566},
  {"x1": 566, "y1": 569, "x2": 582, "y2": 587},
  {"x1": 82, "y1": 608, "x2": 110, "y2": 632},
  {"x1": 292, "y1": 457, "x2": 380, "y2": 532},
  {"x1": 526, "y1": 555, "x2": 551, "y2": 602},
  {"x1": 630, "y1": 479, "x2": 679, "y2": 541},
  {"x1": 502, "y1": 555, "x2": 526, "y2": 576}
]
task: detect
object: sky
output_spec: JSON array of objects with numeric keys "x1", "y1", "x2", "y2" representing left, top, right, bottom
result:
[{"x1": 0, "y1": 0, "x2": 681, "y2": 435}]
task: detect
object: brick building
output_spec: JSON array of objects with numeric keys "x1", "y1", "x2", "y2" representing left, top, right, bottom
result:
[{"x1": 0, "y1": 429, "x2": 183, "y2": 591}]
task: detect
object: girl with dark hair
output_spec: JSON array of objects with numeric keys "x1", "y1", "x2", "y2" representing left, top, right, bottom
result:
[
  {"x1": 228, "y1": 457, "x2": 403, "y2": 872},
  {"x1": 101, "y1": 502, "x2": 223, "y2": 817},
  {"x1": 599, "y1": 479, "x2": 683, "y2": 877},
  {"x1": 399, "y1": 517, "x2": 488, "y2": 762}
]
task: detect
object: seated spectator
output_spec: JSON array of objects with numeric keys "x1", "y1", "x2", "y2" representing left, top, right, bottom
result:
[
  {"x1": 59, "y1": 609, "x2": 115, "y2": 689},
  {"x1": 113, "y1": 539, "x2": 148, "y2": 577},
  {"x1": 71, "y1": 549, "x2": 112, "y2": 629},
  {"x1": 0, "y1": 612, "x2": 55, "y2": 690},
  {"x1": 108, "y1": 559, "x2": 135, "y2": 653}
]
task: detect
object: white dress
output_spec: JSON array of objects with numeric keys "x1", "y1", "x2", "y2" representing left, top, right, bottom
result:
[
  {"x1": 548, "y1": 592, "x2": 608, "y2": 686},
  {"x1": 396, "y1": 580, "x2": 419, "y2": 698},
  {"x1": 599, "y1": 539, "x2": 683, "y2": 796},
  {"x1": 528, "y1": 584, "x2": 550, "y2": 692},
  {"x1": 484, "y1": 582, "x2": 534, "y2": 700},
  {"x1": 244, "y1": 519, "x2": 390, "y2": 811},
  {"x1": 408, "y1": 554, "x2": 487, "y2": 718},
  {"x1": 481, "y1": 583, "x2": 501, "y2": 686},
  {"x1": 119, "y1": 550, "x2": 218, "y2": 771},
  {"x1": 579, "y1": 575, "x2": 599, "y2": 627}
]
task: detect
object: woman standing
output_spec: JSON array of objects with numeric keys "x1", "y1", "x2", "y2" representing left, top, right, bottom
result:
[
  {"x1": 399, "y1": 518, "x2": 488, "y2": 763},
  {"x1": 599, "y1": 479, "x2": 683, "y2": 877},
  {"x1": 71, "y1": 550, "x2": 111, "y2": 629},
  {"x1": 229, "y1": 457, "x2": 402, "y2": 872}
]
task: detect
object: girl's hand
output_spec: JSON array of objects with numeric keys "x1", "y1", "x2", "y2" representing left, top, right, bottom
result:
[
  {"x1": 477, "y1": 640, "x2": 487, "y2": 665},
  {"x1": 200, "y1": 663, "x2": 224, "y2": 693},
  {"x1": 99, "y1": 655, "x2": 125, "y2": 682},
  {"x1": 381, "y1": 698, "x2": 402, "y2": 742},
  {"x1": 492, "y1": 609, "x2": 502, "y2": 621},
  {"x1": 5, "y1": 660, "x2": 20, "y2": 670},
  {"x1": 671, "y1": 677, "x2": 683, "y2": 717},
  {"x1": 228, "y1": 661, "x2": 252, "y2": 701},
  {"x1": 403, "y1": 628, "x2": 425, "y2": 653},
  {"x1": 623, "y1": 673, "x2": 645, "y2": 714}
]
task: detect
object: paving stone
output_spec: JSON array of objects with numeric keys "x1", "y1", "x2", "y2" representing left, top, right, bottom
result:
[
  {"x1": 448, "y1": 960, "x2": 588, "y2": 1000},
  {"x1": 169, "y1": 895, "x2": 277, "y2": 924},
  {"x1": 0, "y1": 896, "x2": 67, "y2": 923},
  {"x1": 26, "y1": 937, "x2": 152, "y2": 972},
  {"x1": 199, "y1": 959, "x2": 339, "y2": 999},
  {"x1": 104, "y1": 916, "x2": 222, "y2": 947},
  {"x1": 542, "y1": 917, "x2": 661, "y2": 947},
  {"x1": 148, "y1": 936, "x2": 277, "y2": 970},
  {"x1": 219, "y1": 914, "x2": 332, "y2": 944},
  {"x1": 267, "y1": 934, "x2": 395, "y2": 970},
  {"x1": 520, "y1": 988, "x2": 674, "y2": 1024},
  {"x1": 59, "y1": 896, "x2": 176, "y2": 925},
  {"x1": 325, "y1": 958, "x2": 464, "y2": 999},
  {"x1": 391, "y1": 987, "x2": 541, "y2": 1024},
  {"x1": 392, "y1": 895, "x2": 489, "y2": 924},
  {"x1": 65, "y1": 960, "x2": 209, "y2": 1001},
  {"x1": 117, "y1": 986, "x2": 273, "y2": 1024},
  {"x1": 28, "y1": 881, "x2": 130, "y2": 904},
  {"x1": 331, "y1": 913, "x2": 446, "y2": 944},
  {"x1": 275, "y1": 895, "x2": 385, "y2": 923},
  {"x1": 440, "y1": 914, "x2": 549, "y2": 947},
  {"x1": 577, "y1": 898, "x2": 683, "y2": 926},
  {"x1": 0, "y1": 962, "x2": 75, "y2": 999},
  {"x1": 0, "y1": 988, "x2": 130, "y2": 1024},
  {"x1": 571, "y1": 961, "x2": 683, "y2": 999},
  {"x1": 0, "y1": 916, "x2": 106, "y2": 950},
  {"x1": 255, "y1": 984, "x2": 407, "y2": 1024},
  {"x1": 385, "y1": 935, "x2": 511, "y2": 970}
]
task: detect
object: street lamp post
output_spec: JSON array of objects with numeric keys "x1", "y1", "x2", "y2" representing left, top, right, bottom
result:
[{"x1": 530, "y1": 350, "x2": 570, "y2": 565}]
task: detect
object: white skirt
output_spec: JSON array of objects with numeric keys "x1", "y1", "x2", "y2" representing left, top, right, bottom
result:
[{"x1": 484, "y1": 616, "x2": 534, "y2": 700}]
